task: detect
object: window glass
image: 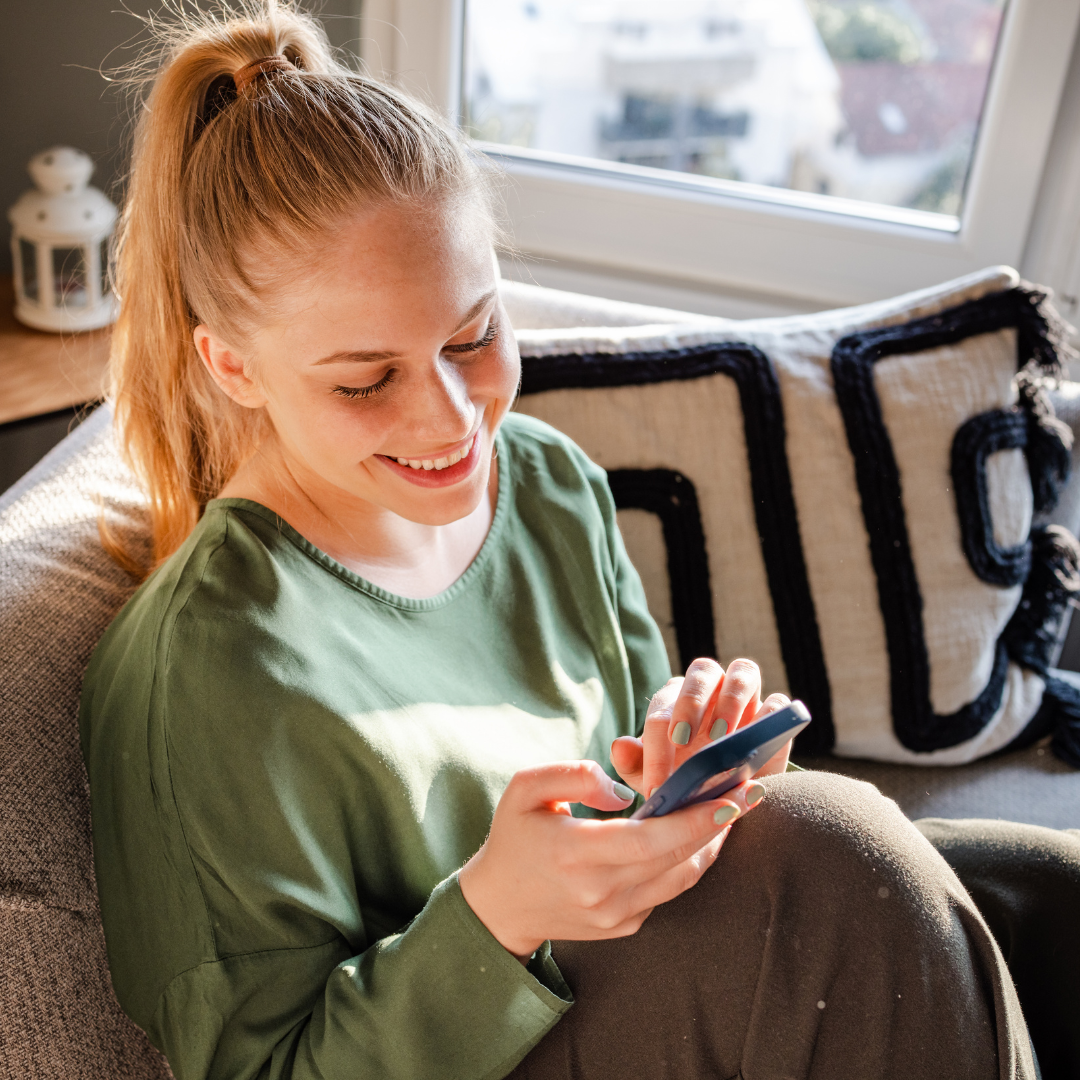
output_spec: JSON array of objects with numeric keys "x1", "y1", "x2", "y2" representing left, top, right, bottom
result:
[
  {"x1": 19, "y1": 238, "x2": 38, "y2": 302},
  {"x1": 464, "y1": 0, "x2": 1007, "y2": 218},
  {"x1": 52, "y1": 246, "x2": 88, "y2": 309}
]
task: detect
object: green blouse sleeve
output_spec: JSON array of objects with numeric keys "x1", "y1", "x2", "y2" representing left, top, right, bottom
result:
[
  {"x1": 614, "y1": 533, "x2": 675, "y2": 735},
  {"x1": 147, "y1": 617, "x2": 573, "y2": 1080},
  {"x1": 154, "y1": 875, "x2": 570, "y2": 1080}
]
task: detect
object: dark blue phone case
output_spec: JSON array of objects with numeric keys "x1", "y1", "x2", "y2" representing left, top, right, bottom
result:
[{"x1": 630, "y1": 701, "x2": 811, "y2": 819}]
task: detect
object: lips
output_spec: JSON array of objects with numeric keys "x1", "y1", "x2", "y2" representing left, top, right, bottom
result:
[
  {"x1": 376, "y1": 431, "x2": 483, "y2": 488},
  {"x1": 392, "y1": 432, "x2": 477, "y2": 473}
]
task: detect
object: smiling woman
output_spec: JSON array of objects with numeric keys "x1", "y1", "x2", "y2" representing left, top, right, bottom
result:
[
  {"x1": 191, "y1": 203, "x2": 516, "y2": 596},
  {"x1": 77, "y1": 3, "x2": 1050, "y2": 1080}
]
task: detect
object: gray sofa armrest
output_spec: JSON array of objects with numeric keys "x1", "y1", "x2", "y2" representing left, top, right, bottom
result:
[{"x1": 0, "y1": 403, "x2": 167, "y2": 1079}]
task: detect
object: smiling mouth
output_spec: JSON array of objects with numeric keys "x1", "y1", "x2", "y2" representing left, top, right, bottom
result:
[
  {"x1": 391, "y1": 432, "x2": 477, "y2": 472},
  {"x1": 376, "y1": 430, "x2": 483, "y2": 487}
]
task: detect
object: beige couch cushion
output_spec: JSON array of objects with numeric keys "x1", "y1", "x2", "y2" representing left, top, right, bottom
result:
[{"x1": 0, "y1": 407, "x2": 169, "y2": 1079}]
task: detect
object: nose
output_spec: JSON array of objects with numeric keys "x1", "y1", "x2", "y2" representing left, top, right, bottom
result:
[{"x1": 406, "y1": 355, "x2": 477, "y2": 446}]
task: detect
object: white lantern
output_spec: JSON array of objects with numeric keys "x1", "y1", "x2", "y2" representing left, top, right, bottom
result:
[{"x1": 8, "y1": 147, "x2": 119, "y2": 333}]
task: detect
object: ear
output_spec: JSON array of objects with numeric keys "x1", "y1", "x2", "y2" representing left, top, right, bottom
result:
[{"x1": 193, "y1": 326, "x2": 268, "y2": 409}]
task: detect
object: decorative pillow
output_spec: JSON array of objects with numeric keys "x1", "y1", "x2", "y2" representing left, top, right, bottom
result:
[{"x1": 514, "y1": 266, "x2": 1080, "y2": 766}]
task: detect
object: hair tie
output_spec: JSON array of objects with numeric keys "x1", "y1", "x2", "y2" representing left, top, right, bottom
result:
[{"x1": 233, "y1": 54, "x2": 296, "y2": 92}]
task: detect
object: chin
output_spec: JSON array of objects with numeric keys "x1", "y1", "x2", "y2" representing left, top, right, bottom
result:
[{"x1": 396, "y1": 481, "x2": 489, "y2": 526}]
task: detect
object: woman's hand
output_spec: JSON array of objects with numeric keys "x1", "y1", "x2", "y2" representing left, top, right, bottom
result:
[
  {"x1": 458, "y1": 760, "x2": 762, "y2": 960},
  {"x1": 610, "y1": 658, "x2": 793, "y2": 799}
]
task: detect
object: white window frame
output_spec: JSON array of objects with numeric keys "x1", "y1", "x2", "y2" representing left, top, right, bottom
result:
[{"x1": 362, "y1": 0, "x2": 1080, "y2": 310}]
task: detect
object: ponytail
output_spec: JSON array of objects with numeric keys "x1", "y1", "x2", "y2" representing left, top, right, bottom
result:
[{"x1": 104, "y1": 1, "x2": 482, "y2": 575}]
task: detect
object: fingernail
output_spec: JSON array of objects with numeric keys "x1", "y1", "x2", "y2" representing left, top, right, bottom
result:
[
  {"x1": 648, "y1": 787, "x2": 658, "y2": 799},
  {"x1": 713, "y1": 804, "x2": 738, "y2": 826},
  {"x1": 671, "y1": 721, "x2": 692, "y2": 745},
  {"x1": 745, "y1": 782, "x2": 766, "y2": 807},
  {"x1": 613, "y1": 782, "x2": 635, "y2": 802},
  {"x1": 709, "y1": 718, "x2": 729, "y2": 740}
]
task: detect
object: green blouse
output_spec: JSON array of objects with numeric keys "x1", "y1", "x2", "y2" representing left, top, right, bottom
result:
[{"x1": 79, "y1": 414, "x2": 674, "y2": 1080}]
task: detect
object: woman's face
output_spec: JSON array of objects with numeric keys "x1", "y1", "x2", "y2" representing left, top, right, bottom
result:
[{"x1": 198, "y1": 199, "x2": 520, "y2": 527}]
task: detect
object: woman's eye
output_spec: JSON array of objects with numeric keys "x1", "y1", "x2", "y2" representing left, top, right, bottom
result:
[
  {"x1": 332, "y1": 369, "x2": 395, "y2": 400},
  {"x1": 443, "y1": 318, "x2": 499, "y2": 356}
]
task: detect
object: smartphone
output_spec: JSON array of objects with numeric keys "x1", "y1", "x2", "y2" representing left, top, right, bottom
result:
[{"x1": 631, "y1": 700, "x2": 811, "y2": 820}]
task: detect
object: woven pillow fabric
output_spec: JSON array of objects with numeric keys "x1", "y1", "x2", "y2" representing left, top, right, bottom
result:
[{"x1": 515, "y1": 266, "x2": 1080, "y2": 766}]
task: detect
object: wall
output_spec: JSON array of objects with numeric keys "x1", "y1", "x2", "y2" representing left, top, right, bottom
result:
[{"x1": 0, "y1": 0, "x2": 362, "y2": 277}]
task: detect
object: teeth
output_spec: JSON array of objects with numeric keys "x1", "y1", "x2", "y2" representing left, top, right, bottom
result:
[{"x1": 395, "y1": 434, "x2": 475, "y2": 472}]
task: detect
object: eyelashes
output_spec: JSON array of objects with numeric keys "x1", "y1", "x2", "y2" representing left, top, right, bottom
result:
[
  {"x1": 331, "y1": 319, "x2": 500, "y2": 401},
  {"x1": 443, "y1": 319, "x2": 499, "y2": 355},
  {"x1": 333, "y1": 370, "x2": 395, "y2": 400}
]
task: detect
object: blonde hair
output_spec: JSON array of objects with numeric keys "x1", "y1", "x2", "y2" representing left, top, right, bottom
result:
[{"x1": 105, "y1": 1, "x2": 485, "y2": 575}]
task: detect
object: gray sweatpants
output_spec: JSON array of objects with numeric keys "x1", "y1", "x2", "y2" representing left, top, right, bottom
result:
[{"x1": 510, "y1": 771, "x2": 1038, "y2": 1080}]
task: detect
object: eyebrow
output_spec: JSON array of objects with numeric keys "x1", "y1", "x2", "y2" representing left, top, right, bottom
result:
[{"x1": 311, "y1": 290, "x2": 498, "y2": 366}]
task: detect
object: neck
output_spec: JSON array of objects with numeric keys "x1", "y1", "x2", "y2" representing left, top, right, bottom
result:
[{"x1": 217, "y1": 433, "x2": 498, "y2": 599}]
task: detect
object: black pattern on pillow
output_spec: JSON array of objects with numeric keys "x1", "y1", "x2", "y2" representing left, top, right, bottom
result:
[
  {"x1": 521, "y1": 343, "x2": 835, "y2": 755},
  {"x1": 606, "y1": 469, "x2": 716, "y2": 670},
  {"x1": 830, "y1": 288, "x2": 1079, "y2": 758}
]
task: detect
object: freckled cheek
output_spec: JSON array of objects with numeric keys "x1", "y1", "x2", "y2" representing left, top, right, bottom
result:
[
  {"x1": 475, "y1": 342, "x2": 521, "y2": 411},
  {"x1": 327, "y1": 406, "x2": 393, "y2": 459},
  {"x1": 288, "y1": 389, "x2": 390, "y2": 464}
]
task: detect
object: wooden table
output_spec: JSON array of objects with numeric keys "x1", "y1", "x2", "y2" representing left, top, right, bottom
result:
[{"x1": 0, "y1": 276, "x2": 111, "y2": 426}]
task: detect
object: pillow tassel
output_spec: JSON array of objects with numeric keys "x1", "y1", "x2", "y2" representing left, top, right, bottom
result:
[
  {"x1": 1018, "y1": 373, "x2": 1073, "y2": 514},
  {"x1": 1000, "y1": 525, "x2": 1080, "y2": 765},
  {"x1": 1004, "y1": 526, "x2": 1080, "y2": 673},
  {"x1": 1040, "y1": 676, "x2": 1080, "y2": 768},
  {"x1": 1015, "y1": 283, "x2": 1077, "y2": 379}
]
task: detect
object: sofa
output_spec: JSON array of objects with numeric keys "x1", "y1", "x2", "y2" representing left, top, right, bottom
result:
[{"x1": 2, "y1": 273, "x2": 1079, "y2": 1077}]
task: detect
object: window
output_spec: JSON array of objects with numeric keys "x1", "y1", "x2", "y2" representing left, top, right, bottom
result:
[
  {"x1": 465, "y1": 0, "x2": 1005, "y2": 222},
  {"x1": 361, "y1": 0, "x2": 1080, "y2": 311}
]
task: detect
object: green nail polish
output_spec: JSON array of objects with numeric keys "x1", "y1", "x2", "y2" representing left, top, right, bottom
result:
[
  {"x1": 613, "y1": 782, "x2": 635, "y2": 802},
  {"x1": 745, "y1": 782, "x2": 766, "y2": 807},
  {"x1": 713, "y1": 804, "x2": 738, "y2": 826},
  {"x1": 709, "y1": 718, "x2": 729, "y2": 740},
  {"x1": 672, "y1": 721, "x2": 692, "y2": 745}
]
